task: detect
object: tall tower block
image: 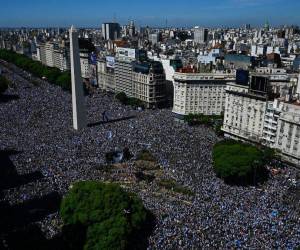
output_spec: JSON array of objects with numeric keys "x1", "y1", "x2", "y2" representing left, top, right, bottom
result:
[{"x1": 69, "y1": 25, "x2": 86, "y2": 130}]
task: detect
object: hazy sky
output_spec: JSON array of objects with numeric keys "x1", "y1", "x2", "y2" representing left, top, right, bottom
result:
[{"x1": 1, "y1": 0, "x2": 299, "y2": 27}]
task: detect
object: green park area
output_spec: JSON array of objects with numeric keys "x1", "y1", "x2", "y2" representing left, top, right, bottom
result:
[
  {"x1": 212, "y1": 140, "x2": 274, "y2": 185},
  {"x1": 115, "y1": 92, "x2": 145, "y2": 108},
  {"x1": 60, "y1": 181, "x2": 152, "y2": 250}
]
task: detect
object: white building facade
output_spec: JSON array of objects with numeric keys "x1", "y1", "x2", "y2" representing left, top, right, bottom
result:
[
  {"x1": 222, "y1": 81, "x2": 268, "y2": 142},
  {"x1": 194, "y1": 28, "x2": 208, "y2": 44},
  {"x1": 97, "y1": 60, "x2": 115, "y2": 92},
  {"x1": 79, "y1": 51, "x2": 90, "y2": 79},
  {"x1": 262, "y1": 98, "x2": 300, "y2": 165},
  {"x1": 53, "y1": 48, "x2": 70, "y2": 71},
  {"x1": 173, "y1": 72, "x2": 235, "y2": 117},
  {"x1": 275, "y1": 100, "x2": 300, "y2": 165},
  {"x1": 44, "y1": 42, "x2": 56, "y2": 67}
]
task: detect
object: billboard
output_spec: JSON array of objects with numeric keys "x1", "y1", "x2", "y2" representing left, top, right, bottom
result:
[
  {"x1": 116, "y1": 47, "x2": 136, "y2": 59},
  {"x1": 236, "y1": 69, "x2": 249, "y2": 86},
  {"x1": 90, "y1": 52, "x2": 97, "y2": 65},
  {"x1": 106, "y1": 56, "x2": 115, "y2": 68}
]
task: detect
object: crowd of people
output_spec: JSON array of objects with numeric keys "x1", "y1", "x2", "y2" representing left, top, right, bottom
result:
[{"x1": 0, "y1": 61, "x2": 299, "y2": 249}]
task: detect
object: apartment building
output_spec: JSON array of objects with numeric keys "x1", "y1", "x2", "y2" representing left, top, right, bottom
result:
[
  {"x1": 275, "y1": 99, "x2": 300, "y2": 164},
  {"x1": 222, "y1": 75, "x2": 270, "y2": 143},
  {"x1": 97, "y1": 59, "x2": 115, "y2": 92},
  {"x1": 36, "y1": 43, "x2": 47, "y2": 65},
  {"x1": 53, "y1": 48, "x2": 70, "y2": 71},
  {"x1": 262, "y1": 96, "x2": 300, "y2": 165},
  {"x1": 131, "y1": 61, "x2": 166, "y2": 108},
  {"x1": 79, "y1": 50, "x2": 90, "y2": 79},
  {"x1": 172, "y1": 71, "x2": 235, "y2": 117},
  {"x1": 99, "y1": 47, "x2": 167, "y2": 108},
  {"x1": 115, "y1": 56, "x2": 134, "y2": 96}
]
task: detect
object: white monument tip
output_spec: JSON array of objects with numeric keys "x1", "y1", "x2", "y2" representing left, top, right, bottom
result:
[{"x1": 70, "y1": 25, "x2": 76, "y2": 32}]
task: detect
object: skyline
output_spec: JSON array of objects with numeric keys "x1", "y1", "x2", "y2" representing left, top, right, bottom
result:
[{"x1": 1, "y1": 0, "x2": 300, "y2": 28}]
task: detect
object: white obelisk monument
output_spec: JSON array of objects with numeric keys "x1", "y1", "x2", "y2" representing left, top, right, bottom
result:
[{"x1": 69, "y1": 25, "x2": 86, "y2": 130}]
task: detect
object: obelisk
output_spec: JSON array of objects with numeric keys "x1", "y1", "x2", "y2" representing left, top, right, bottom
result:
[{"x1": 69, "y1": 25, "x2": 86, "y2": 130}]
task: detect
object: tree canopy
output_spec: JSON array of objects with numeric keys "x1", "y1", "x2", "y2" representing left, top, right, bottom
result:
[
  {"x1": 60, "y1": 181, "x2": 149, "y2": 250},
  {"x1": 184, "y1": 113, "x2": 224, "y2": 136},
  {"x1": 115, "y1": 92, "x2": 144, "y2": 108},
  {"x1": 213, "y1": 140, "x2": 273, "y2": 185},
  {"x1": 0, "y1": 49, "x2": 71, "y2": 91},
  {"x1": 0, "y1": 75, "x2": 9, "y2": 94}
]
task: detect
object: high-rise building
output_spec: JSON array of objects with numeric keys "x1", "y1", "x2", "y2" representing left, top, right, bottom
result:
[
  {"x1": 264, "y1": 21, "x2": 270, "y2": 31},
  {"x1": 97, "y1": 57, "x2": 115, "y2": 92},
  {"x1": 245, "y1": 24, "x2": 251, "y2": 30},
  {"x1": 36, "y1": 43, "x2": 47, "y2": 64},
  {"x1": 53, "y1": 48, "x2": 71, "y2": 71},
  {"x1": 149, "y1": 33, "x2": 160, "y2": 45},
  {"x1": 36, "y1": 42, "x2": 59, "y2": 68},
  {"x1": 129, "y1": 20, "x2": 135, "y2": 37},
  {"x1": 102, "y1": 22, "x2": 121, "y2": 41},
  {"x1": 115, "y1": 48, "x2": 135, "y2": 95},
  {"x1": 194, "y1": 28, "x2": 208, "y2": 44},
  {"x1": 79, "y1": 50, "x2": 90, "y2": 79},
  {"x1": 44, "y1": 42, "x2": 58, "y2": 67}
]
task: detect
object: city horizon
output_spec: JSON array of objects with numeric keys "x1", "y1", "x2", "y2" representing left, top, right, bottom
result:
[
  {"x1": 1, "y1": 0, "x2": 300, "y2": 28},
  {"x1": 0, "y1": 23, "x2": 300, "y2": 30}
]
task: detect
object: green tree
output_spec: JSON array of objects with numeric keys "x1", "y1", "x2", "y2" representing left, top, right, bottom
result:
[
  {"x1": 0, "y1": 75, "x2": 9, "y2": 94},
  {"x1": 0, "y1": 49, "x2": 72, "y2": 92},
  {"x1": 127, "y1": 97, "x2": 143, "y2": 107},
  {"x1": 56, "y1": 71, "x2": 71, "y2": 90},
  {"x1": 214, "y1": 123, "x2": 223, "y2": 136},
  {"x1": 213, "y1": 140, "x2": 272, "y2": 185},
  {"x1": 44, "y1": 67, "x2": 61, "y2": 84},
  {"x1": 184, "y1": 113, "x2": 212, "y2": 126},
  {"x1": 115, "y1": 92, "x2": 128, "y2": 105},
  {"x1": 60, "y1": 181, "x2": 149, "y2": 250}
]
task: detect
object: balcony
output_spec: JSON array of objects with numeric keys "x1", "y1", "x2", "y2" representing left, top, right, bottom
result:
[
  {"x1": 264, "y1": 124, "x2": 277, "y2": 131},
  {"x1": 265, "y1": 118, "x2": 278, "y2": 124},
  {"x1": 263, "y1": 130, "x2": 276, "y2": 136},
  {"x1": 262, "y1": 136, "x2": 275, "y2": 143}
]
